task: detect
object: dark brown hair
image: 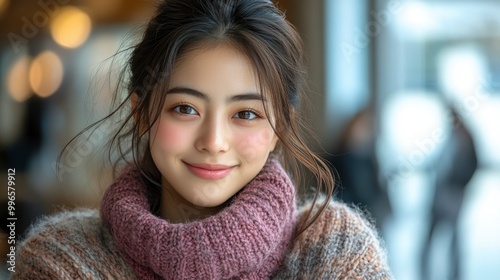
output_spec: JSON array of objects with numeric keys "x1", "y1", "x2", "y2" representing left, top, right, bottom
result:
[{"x1": 61, "y1": 0, "x2": 334, "y2": 235}]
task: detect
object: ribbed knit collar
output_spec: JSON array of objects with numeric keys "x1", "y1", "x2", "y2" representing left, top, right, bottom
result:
[{"x1": 100, "y1": 157, "x2": 297, "y2": 279}]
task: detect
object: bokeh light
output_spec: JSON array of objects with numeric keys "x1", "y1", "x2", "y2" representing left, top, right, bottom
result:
[
  {"x1": 396, "y1": 1, "x2": 436, "y2": 36},
  {"x1": 437, "y1": 45, "x2": 488, "y2": 102},
  {"x1": 379, "y1": 92, "x2": 449, "y2": 169},
  {"x1": 0, "y1": 0, "x2": 9, "y2": 15},
  {"x1": 7, "y1": 56, "x2": 32, "y2": 102},
  {"x1": 29, "y1": 51, "x2": 64, "y2": 98},
  {"x1": 50, "y1": 6, "x2": 92, "y2": 49}
]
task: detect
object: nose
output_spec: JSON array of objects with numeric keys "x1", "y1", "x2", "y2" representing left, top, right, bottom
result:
[{"x1": 195, "y1": 115, "x2": 230, "y2": 154}]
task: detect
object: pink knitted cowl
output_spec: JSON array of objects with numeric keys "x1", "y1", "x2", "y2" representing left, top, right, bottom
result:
[{"x1": 100, "y1": 157, "x2": 297, "y2": 279}]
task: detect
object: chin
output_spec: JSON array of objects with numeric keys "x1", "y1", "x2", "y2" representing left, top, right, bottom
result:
[
  {"x1": 189, "y1": 194, "x2": 233, "y2": 208},
  {"x1": 194, "y1": 199, "x2": 226, "y2": 208}
]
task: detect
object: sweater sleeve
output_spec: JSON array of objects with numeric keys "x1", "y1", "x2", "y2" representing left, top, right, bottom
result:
[
  {"x1": 272, "y1": 201, "x2": 394, "y2": 280},
  {"x1": 9, "y1": 209, "x2": 136, "y2": 280}
]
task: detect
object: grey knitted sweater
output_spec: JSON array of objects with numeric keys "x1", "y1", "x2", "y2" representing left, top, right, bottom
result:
[{"x1": 11, "y1": 201, "x2": 393, "y2": 279}]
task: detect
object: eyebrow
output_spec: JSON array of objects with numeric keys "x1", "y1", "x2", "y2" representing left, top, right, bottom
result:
[{"x1": 166, "y1": 86, "x2": 266, "y2": 103}]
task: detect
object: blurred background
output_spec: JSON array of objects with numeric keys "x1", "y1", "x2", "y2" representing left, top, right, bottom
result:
[{"x1": 1, "y1": 0, "x2": 499, "y2": 279}]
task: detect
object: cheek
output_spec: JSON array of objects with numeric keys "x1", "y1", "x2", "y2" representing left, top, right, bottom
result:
[
  {"x1": 235, "y1": 128, "x2": 275, "y2": 161},
  {"x1": 150, "y1": 120, "x2": 190, "y2": 153}
]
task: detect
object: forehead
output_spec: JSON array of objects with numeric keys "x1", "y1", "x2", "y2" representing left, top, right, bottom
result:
[{"x1": 170, "y1": 43, "x2": 261, "y2": 94}]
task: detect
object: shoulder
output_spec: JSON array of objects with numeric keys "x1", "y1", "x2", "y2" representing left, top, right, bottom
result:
[
  {"x1": 273, "y1": 200, "x2": 393, "y2": 280},
  {"x1": 10, "y1": 209, "x2": 135, "y2": 279}
]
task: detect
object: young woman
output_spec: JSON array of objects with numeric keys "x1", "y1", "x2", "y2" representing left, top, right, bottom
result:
[{"x1": 12, "y1": 0, "x2": 393, "y2": 279}]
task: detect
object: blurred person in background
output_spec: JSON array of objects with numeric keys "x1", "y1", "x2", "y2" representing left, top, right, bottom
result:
[
  {"x1": 325, "y1": 107, "x2": 393, "y2": 232},
  {"x1": 421, "y1": 105, "x2": 478, "y2": 280}
]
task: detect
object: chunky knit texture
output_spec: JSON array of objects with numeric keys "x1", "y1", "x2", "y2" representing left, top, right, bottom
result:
[
  {"x1": 100, "y1": 157, "x2": 297, "y2": 279},
  {"x1": 10, "y1": 210, "x2": 136, "y2": 279},
  {"x1": 274, "y1": 201, "x2": 393, "y2": 279},
  {"x1": 11, "y1": 159, "x2": 394, "y2": 279}
]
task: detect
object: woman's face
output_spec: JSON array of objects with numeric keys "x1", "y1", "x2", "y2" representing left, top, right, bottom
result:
[{"x1": 149, "y1": 43, "x2": 278, "y2": 212}]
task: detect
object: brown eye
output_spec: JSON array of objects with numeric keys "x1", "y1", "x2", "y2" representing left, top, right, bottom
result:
[
  {"x1": 174, "y1": 105, "x2": 198, "y2": 115},
  {"x1": 234, "y1": 110, "x2": 258, "y2": 120}
]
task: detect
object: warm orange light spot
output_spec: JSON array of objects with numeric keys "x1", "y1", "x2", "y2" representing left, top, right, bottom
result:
[
  {"x1": 50, "y1": 6, "x2": 92, "y2": 48},
  {"x1": 29, "y1": 51, "x2": 64, "y2": 98},
  {"x1": 7, "y1": 56, "x2": 32, "y2": 102},
  {"x1": 0, "y1": 0, "x2": 9, "y2": 15}
]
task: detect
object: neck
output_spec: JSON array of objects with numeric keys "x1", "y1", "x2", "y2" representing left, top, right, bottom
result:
[{"x1": 159, "y1": 179, "x2": 225, "y2": 223}]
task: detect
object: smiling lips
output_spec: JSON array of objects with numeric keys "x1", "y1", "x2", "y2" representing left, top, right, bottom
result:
[{"x1": 183, "y1": 162, "x2": 235, "y2": 180}]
